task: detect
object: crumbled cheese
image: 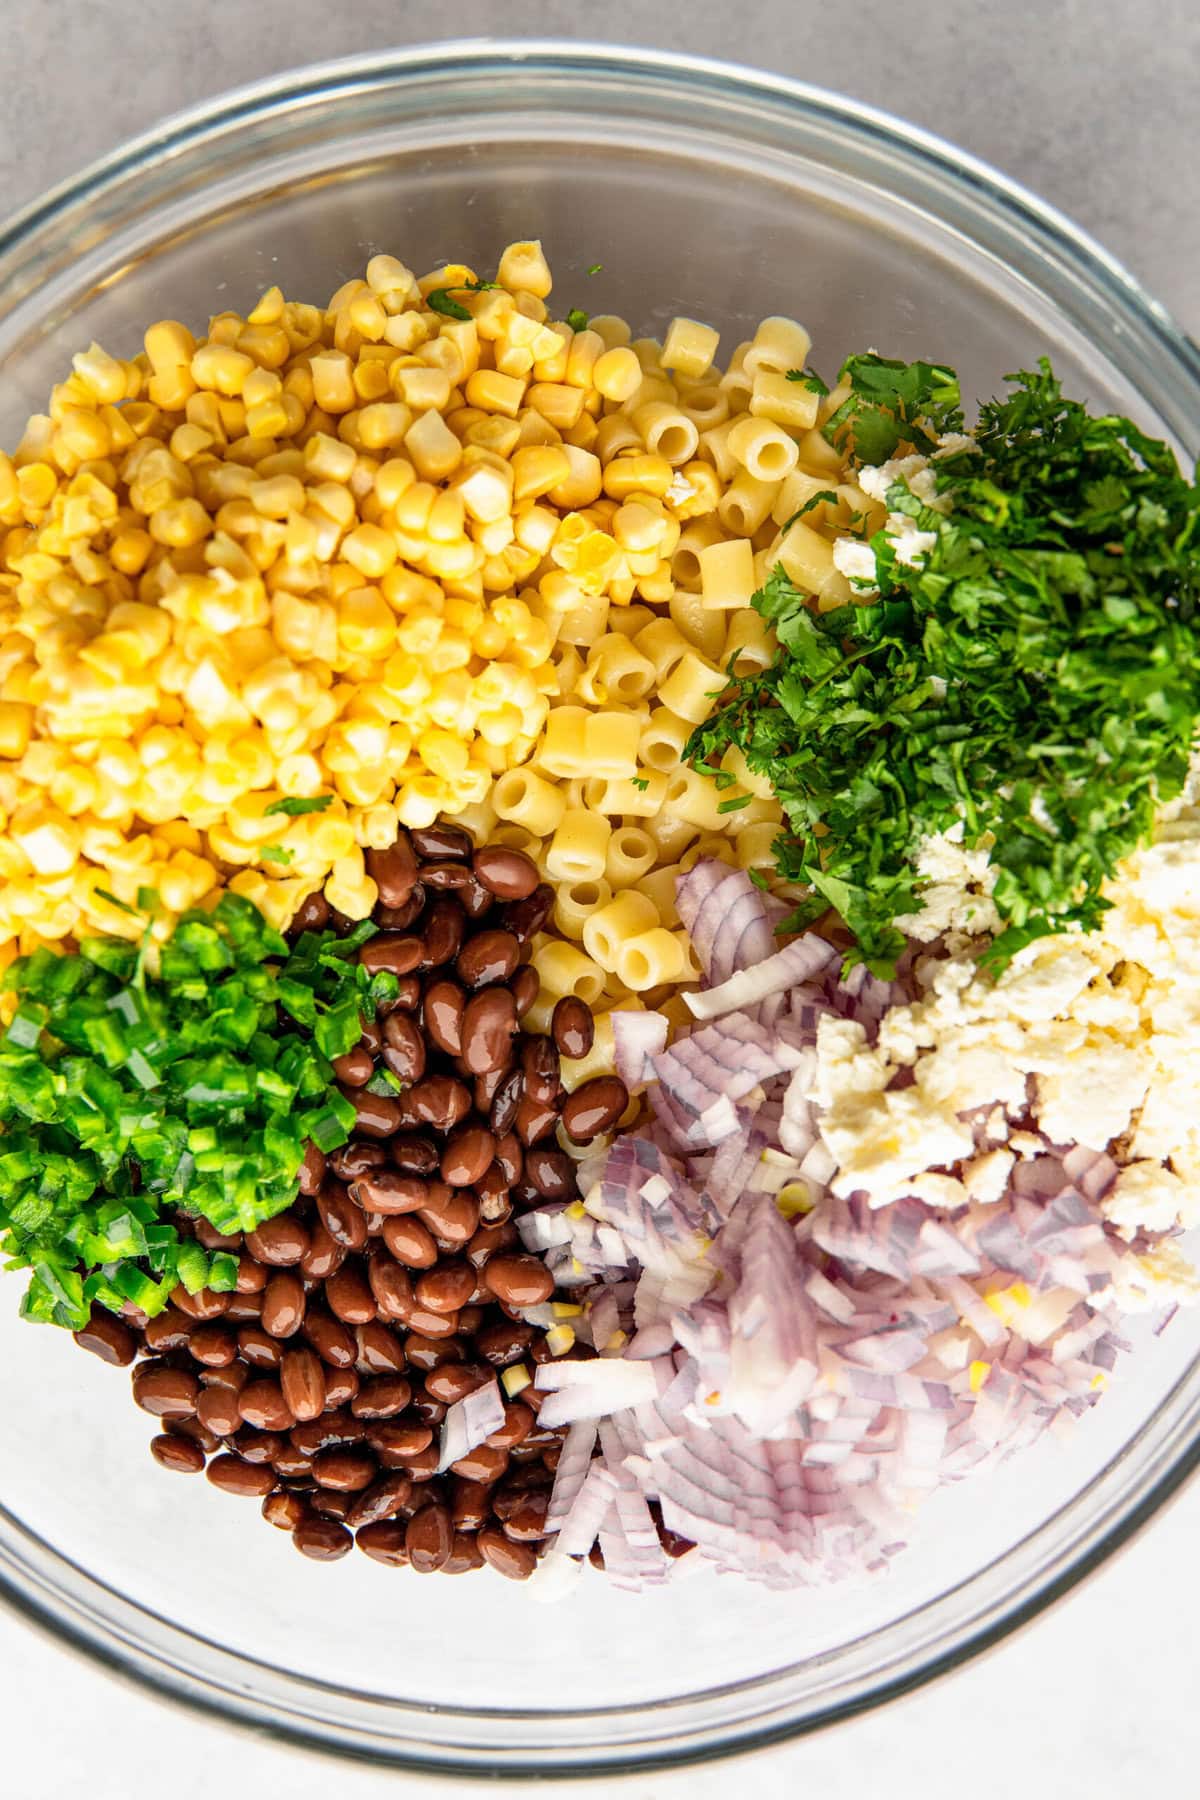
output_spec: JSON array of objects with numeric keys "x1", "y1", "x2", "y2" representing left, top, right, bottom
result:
[
  {"x1": 1111, "y1": 1241, "x2": 1200, "y2": 1312},
  {"x1": 963, "y1": 1148, "x2": 1014, "y2": 1203},
  {"x1": 831, "y1": 538, "x2": 879, "y2": 590},
  {"x1": 1103, "y1": 1161, "x2": 1197, "y2": 1237}
]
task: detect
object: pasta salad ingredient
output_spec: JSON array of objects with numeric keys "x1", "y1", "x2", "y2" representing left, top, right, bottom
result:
[
  {"x1": 524, "y1": 862, "x2": 1190, "y2": 1588},
  {"x1": 687, "y1": 357, "x2": 1200, "y2": 977},
  {"x1": 0, "y1": 243, "x2": 876, "y2": 965},
  {"x1": 0, "y1": 891, "x2": 369, "y2": 1329}
]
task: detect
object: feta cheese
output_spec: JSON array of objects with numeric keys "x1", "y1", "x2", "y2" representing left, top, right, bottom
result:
[{"x1": 831, "y1": 538, "x2": 879, "y2": 590}]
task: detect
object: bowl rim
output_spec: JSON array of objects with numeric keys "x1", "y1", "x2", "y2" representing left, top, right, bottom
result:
[{"x1": 0, "y1": 35, "x2": 1197, "y2": 1776}]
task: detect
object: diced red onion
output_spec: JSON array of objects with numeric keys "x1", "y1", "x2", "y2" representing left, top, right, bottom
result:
[{"x1": 437, "y1": 1379, "x2": 506, "y2": 1473}]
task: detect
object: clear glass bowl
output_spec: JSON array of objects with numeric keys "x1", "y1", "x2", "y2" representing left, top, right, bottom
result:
[{"x1": 1, "y1": 39, "x2": 1197, "y2": 1776}]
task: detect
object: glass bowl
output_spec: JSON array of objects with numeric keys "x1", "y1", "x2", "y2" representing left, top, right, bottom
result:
[{"x1": 0, "y1": 39, "x2": 1197, "y2": 1777}]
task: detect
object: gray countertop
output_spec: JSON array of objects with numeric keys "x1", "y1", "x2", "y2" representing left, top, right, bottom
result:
[{"x1": 0, "y1": 5, "x2": 1197, "y2": 1798}]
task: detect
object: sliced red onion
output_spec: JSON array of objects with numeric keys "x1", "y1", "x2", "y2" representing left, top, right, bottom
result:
[
  {"x1": 683, "y1": 933, "x2": 842, "y2": 1022},
  {"x1": 535, "y1": 1355, "x2": 664, "y2": 1427},
  {"x1": 677, "y1": 864, "x2": 787, "y2": 985},
  {"x1": 437, "y1": 1379, "x2": 506, "y2": 1473},
  {"x1": 544, "y1": 1420, "x2": 599, "y2": 1533}
]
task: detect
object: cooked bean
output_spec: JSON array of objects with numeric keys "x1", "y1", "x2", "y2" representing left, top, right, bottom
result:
[
  {"x1": 451, "y1": 1477, "x2": 492, "y2": 1531},
  {"x1": 301, "y1": 1221, "x2": 347, "y2": 1282},
  {"x1": 235, "y1": 1255, "x2": 268, "y2": 1294},
  {"x1": 170, "y1": 1285, "x2": 230, "y2": 1321},
  {"x1": 521, "y1": 1035, "x2": 561, "y2": 1104},
  {"x1": 332, "y1": 1045, "x2": 374, "y2": 1087},
  {"x1": 408, "y1": 1074, "x2": 472, "y2": 1132},
  {"x1": 388, "y1": 1135, "x2": 438, "y2": 1178},
  {"x1": 351, "y1": 1375, "x2": 412, "y2": 1419},
  {"x1": 459, "y1": 874, "x2": 494, "y2": 921},
  {"x1": 498, "y1": 882, "x2": 554, "y2": 945},
  {"x1": 345, "y1": 1088, "x2": 408, "y2": 1138},
  {"x1": 351, "y1": 1169, "x2": 429, "y2": 1215},
  {"x1": 281, "y1": 1348, "x2": 327, "y2": 1422},
  {"x1": 382, "y1": 1213, "x2": 439, "y2": 1268},
  {"x1": 561, "y1": 1076, "x2": 630, "y2": 1142},
  {"x1": 132, "y1": 1364, "x2": 200, "y2": 1418},
  {"x1": 291, "y1": 890, "x2": 331, "y2": 934},
  {"x1": 188, "y1": 1324, "x2": 238, "y2": 1368},
  {"x1": 310, "y1": 1488, "x2": 355, "y2": 1521},
  {"x1": 478, "y1": 1525, "x2": 537, "y2": 1580},
  {"x1": 488, "y1": 1401, "x2": 536, "y2": 1450},
  {"x1": 551, "y1": 995, "x2": 595, "y2": 1060},
  {"x1": 316, "y1": 1182, "x2": 368, "y2": 1250},
  {"x1": 424, "y1": 1363, "x2": 490, "y2": 1405},
  {"x1": 411, "y1": 823, "x2": 473, "y2": 861},
  {"x1": 293, "y1": 1516, "x2": 353, "y2": 1560},
  {"x1": 233, "y1": 1427, "x2": 286, "y2": 1465},
  {"x1": 524, "y1": 1146, "x2": 577, "y2": 1200},
  {"x1": 514, "y1": 1093, "x2": 558, "y2": 1145},
  {"x1": 472, "y1": 845, "x2": 539, "y2": 900},
  {"x1": 404, "y1": 1333, "x2": 465, "y2": 1373},
  {"x1": 356, "y1": 1320, "x2": 407, "y2": 1373},
  {"x1": 367, "y1": 1420, "x2": 435, "y2": 1462},
  {"x1": 406, "y1": 1502, "x2": 454, "y2": 1573},
  {"x1": 501, "y1": 1492, "x2": 552, "y2": 1542},
  {"x1": 457, "y1": 1304, "x2": 486, "y2": 1335},
  {"x1": 367, "y1": 1253, "x2": 413, "y2": 1322},
  {"x1": 313, "y1": 1449, "x2": 377, "y2": 1492},
  {"x1": 473, "y1": 1320, "x2": 534, "y2": 1369},
  {"x1": 415, "y1": 1261, "x2": 476, "y2": 1315},
  {"x1": 474, "y1": 1065, "x2": 507, "y2": 1116},
  {"x1": 376, "y1": 892, "x2": 426, "y2": 934},
  {"x1": 173, "y1": 1416, "x2": 222, "y2": 1455},
  {"x1": 381, "y1": 1009, "x2": 426, "y2": 1084},
  {"x1": 444, "y1": 1531, "x2": 486, "y2": 1573},
  {"x1": 360, "y1": 933, "x2": 423, "y2": 977},
  {"x1": 302, "y1": 1309, "x2": 358, "y2": 1369},
  {"x1": 206, "y1": 1454, "x2": 277, "y2": 1498},
  {"x1": 262, "y1": 1489, "x2": 310, "y2": 1532},
  {"x1": 297, "y1": 1139, "x2": 328, "y2": 1197},
  {"x1": 408, "y1": 1394, "x2": 447, "y2": 1426},
  {"x1": 329, "y1": 1139, "x2": 388, "y2": 1180},
  {"x1": 196, "y1": 1385, "x2": 243, "y2": 1437},
  {"x1": 366, "y1": 835, "x2": 418, "y2": 907},
  {"x1": 289, "y1": 1410, "x2": 366, "y2": 1455},
  {"x1": 272, "y1": 1443, "x2": 315, "y2": 1480},
  {"x1": 512, "y1": 965, "x2": 540, "y2": 1020},
  {"x1": 483, "y1": 1252, "x2": 556, "y2": 1309},
  {"x1": 201, "y1": 1359, "x2": 248, "y2": 1393},
  {"x1": 450, "y1": 1443, "x2": 510, "y2": 1485},
  {"x1": 388, "y1": 973, "x2": 422, "y2": 1010},
  {"x1": 460, "y1": 988, "x2": 518, "y2": 1075},
  {"x1": 238, "y1": 1380, "x2": 295, "y2": 1433},
  {"x1": 246, "y1": 1213, "x2": 310, "y2": 1267},
  {"x1": 440, "y1": 1123, "x2": 496, "y2": 1188},
  {"x1": 325, "y1": 1261, "x2": 377, "y2": 1324},
  {"x1": 192, "y1": 1219, "x2": 242, "y2": 1252},
  {"x1": 417, "y1": 1185, "x2": 479, "y2": 1244},
  {"x1": 407, "y1": 1306, "x2": 461, "y2": 1339},
  {"x1": 355, "y1": 1520, "x2": 410, "y2": 1565},
  {"x1": 456, "y1": 928, "x2": 520, "y2": 989},
  {"x1": 493, "y1": 1133, "x2": 524, "y2": 1187},
  {"x1": 419, "y1": 895, "x2": 467, "y2": 968},
  {"x1": 150, "y1": 1432, "x2": 206, "y2": 1474},
  {"x1": 348, "y1": 1471, "x2": 416, "y2": 1529},
  {"x1": 261, "y1": 1271, "x2": 306, "y2": 1337},
  {"x1": 419, "y1": 859, "x2": 471, "y2": 892},
  {"x1": 224, "y1": 1290, "x2": 264, "y2": 1323},
  {"x1": 423, "y1": 978, "x2": 465, "y2": 1055},
  {"x1": 143, "y1": 1306, "x2": 194, "y2": 1354},
  {"x1": 489, "y1": 1066, "x2": 523, "y2": 1134},
  {"x1": 323, "y1": 1366, "x2": 360, "y2": 1409}
]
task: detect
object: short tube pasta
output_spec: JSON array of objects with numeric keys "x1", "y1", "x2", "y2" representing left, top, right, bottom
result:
[
  {"x1": 616, "y1": 927, "x2": 688, "y2": 992},
  {"x1": 662, "y1": 766, "x2": 737, "y2": 833},
  {"x1": 727, "y1": 415, "x2": 799, "y2": 484},
  {"x1": 657, "y1": 650, "x2": 727, "y2": 725},
  {"x1": 532, "y1": 938, "x2": 606, "y2": 1006},
  {"x1": 638, "y1": 707, "x2": 692, "y2": 772},
  {"x1": 698, "y1": 537, "x2": 757, "y2": 611},
  {"x1": 553, "y1": 876, "x2": 613, "y2": 940},
  {"x1": 605, "y1": 825, "x2": 658, "y2": 886},
  {"x1": 544, "y1": 808, "x2": 611, "y2": 881},
  {"x1": 492, "y1": 766, "x2": 567, "y2": 836},
  {"x1": 582, "y1": 890, "x2": 659, "y2": 970}
]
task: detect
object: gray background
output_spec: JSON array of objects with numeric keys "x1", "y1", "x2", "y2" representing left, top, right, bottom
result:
[{"x1": 0, "y1": 4, "x2": 1198, "y2": 1797}]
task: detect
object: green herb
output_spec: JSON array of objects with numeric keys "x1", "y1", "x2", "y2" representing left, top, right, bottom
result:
[
  {"x1": 586, "y1": 263, "x2": 603, "y2": 276},
  {"x1": 687, "y1": 358, "x2": 1200, "y2": 977},
  {"x1": 0, "y1": 895, "x2": 373, "y2": 1332},
  {"x1": 717, "y1": 793, "x2": 754, "y2": 814},
  {"x1": 780, "y1": 489, "x2": 838, "y2": 534},
  {"x1": 631, "y1": 776, "x2": 650, "y2": 792},
  {"x1": 822, "y1": 352, "x2": 962, "y2": 465},
  {"x1": 788, "y1": 369, "x2": 829, "y2": 396},
  {"x1": 566, "y1": 308, "x2": 589, "y2": 333},
  {"x1": 365, "y1": 1067, "x2": 404, "y2": 1097},
  {"x1": 264, "y1": 794, "x2": 332, "y2": 818},
  {"x1": 426, "y1": 277, "x2": 501, "y2": 320},
  {"x1": 259, "y1": 844, "x2": 294, "y2": 865}
]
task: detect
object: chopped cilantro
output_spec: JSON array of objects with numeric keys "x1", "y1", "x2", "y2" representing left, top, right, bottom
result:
[
  {"x1": 566, "y1": 307, "x2": 589, "y2": 333},
  {"x1": 687, "y1": 358, "x2": 1200, "y2": 978},
  {"x1": 780, "y1": 489, "x2": 838, "y2": 534},
  {"x1": 95, "y1": 889, "x2": 139, "y2": 917},
  {"x1": 264, "y1": 794, "x2": 332, "y2": 818},
  {"x1": 631, "y1": 776, "x2": 650, "y2": 791},
  {"x1": 586, "y1": 263, "x2": 603, "y2": 276},
  {"x1": 259, "y1": 844, "x2": 294, "y2": 865},
  {"x1": 788, "y1": 369, "x2": 829, "y2": 396}
]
